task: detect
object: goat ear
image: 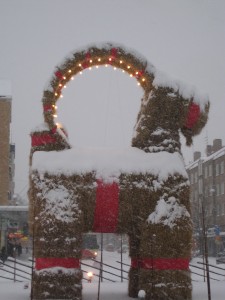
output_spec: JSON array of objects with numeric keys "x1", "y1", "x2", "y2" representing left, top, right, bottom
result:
[{"x1": 181, "y1": 101, "x2": 209, "y2": 146}]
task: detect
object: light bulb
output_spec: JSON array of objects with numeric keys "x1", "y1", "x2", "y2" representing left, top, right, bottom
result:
[
  {"x1": 59, "y1": 84, "x2": 62, "y2": 87},
  {"x1": 89, "y1": 67, "x2": 92, "y2": 70},
  {"x1": 109, "y1": 58, "x2": 112, "y2": 61},
  {"x1": 120, "y1": 60, "x2": 123, "y2": 64},
  {"x1": 90, "y1": 59, "x2": 93, "y2": 63},
  {"x1": 98, "y1": 58, "x2": 101, "y2": 62},
  {"x1": 79, "y1": 71, "x2": 82, "y2": 75},
  {"x1": 127, "y1": 65, "x2": 131, "y2": 69},
  {"x1": 53, "y1": 114, "x2": 57, "y2": 118},
  {"x1": 64, "y1": 85, "x2": 67, "y2": 88},
  {"x1": 130, "y1": 74, "x2": 133, "y2": 77},
  {"x1": 114, "y1": 67, "x2": 117, "y2": 70},
  {"x1": 142, "y1": 78, "x2": 145, "y2": 82},
  {"x1": 60, "y1": 95, "x2": 63, "y2": 98},
  {"x1": 68, "y1": 70, "x2": 72, "y2": 73},
  {"x1": 55, "y1": 93, "x2": 58, "y2": 96},
  {"x1": 71, "y1": 76, "x2": 74, "y2": 80},
  {"x1": 96, "y1": 66, "x2": 99, "y2": 69},
  {"x1": 78, "y1": 63, "x2": 82, "y2": 67},
  {"x1": 63, "y1": 76, "x2": 66, "y2": 80}
]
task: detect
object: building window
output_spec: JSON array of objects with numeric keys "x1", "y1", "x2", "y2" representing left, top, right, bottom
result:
[
  {"x1": 220, "y1": 161, "x2": 224, "y2": 174},
  {"x1": 205, "y1": 186, "x2": 208, "y2": 197},
  {"x1": 195, "y1": 172, "x2": 198, "y2": 183},
  {"x1": 208, "y1": 164, "x2": 212, "y2": 176},
  {"x1": 198, "y1": 161, "x2": 203, "y2": 176},
  {"x1": 221, "y1": 183, "x2": 224, "y2": 195},
  {"x1": 198, "y1": 179, "x2": 203, "y2": 195},
  {"x1": 216, "y1": 163, "x2": 220, "y2": 176},
  {"x1": 221, "y1": 203, "x2": 225, "y2": 215},
  {"x1": 216, "y1": 203, "x2": 220, "y2": 216},
  {"x1": 204, "y1": 166, "x2": 208, "y2": 178},
  {"x1": 190, "y1": 173, "x2": 194, "y2": 184},
  {"x1": 216, "y1": 183, "x2": 220, "y2": 196}
]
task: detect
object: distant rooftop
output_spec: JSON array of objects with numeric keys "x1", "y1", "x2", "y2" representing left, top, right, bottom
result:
[{"x1": 0, "y1": 79, "x2": 12, "y2": 97}]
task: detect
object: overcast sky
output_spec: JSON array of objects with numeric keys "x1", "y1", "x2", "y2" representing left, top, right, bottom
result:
[{"x1": 0, "y1": 0, "x2": 225, "y2": 201}]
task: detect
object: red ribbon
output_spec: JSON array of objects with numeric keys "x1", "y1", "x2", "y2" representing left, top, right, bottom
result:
[
  {"x1": 108, "y1": 48, "x2": 118, "y2": 64},
  {"x1": 31, "y1": 133, "x2": 57, "y2": 147},
  {"x1": 55, "y1": 70, "x2": 63, "y2": 79},
  {"x1": 35, "y1": 257, "x2": 80, "y2": 270},
  {"x1": 131, "y1": 258, "x2": 189, "y2": 270},
  {"x1": 43, "y1": 104, "x2": 53, "y2": 112},
  {"x1": 81, "y1": 52, "x2": 91, "y2": 69},
  {"x1": 93, "y1": 180, "x2": 119, "y2": 233},
  {"x1": 184, "y1": 103, "x2": 200, "y2": 129},
  {"x1": 135, "y1": 70, "x2": 144, "y2": 79}
]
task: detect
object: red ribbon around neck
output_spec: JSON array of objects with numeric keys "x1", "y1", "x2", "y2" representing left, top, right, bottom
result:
[
  {"x1": 185, "y1": 103, "x2": 200, "y2": 129},
  {"x1": 93, "y1": 180, "x2": 119, "y2": 233}
]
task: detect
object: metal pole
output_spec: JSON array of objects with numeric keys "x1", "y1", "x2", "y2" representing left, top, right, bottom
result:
[
  {"x1": 97, "y1": 233, "x2": 103, "y2": 300},
  {"x1": 202, "y1": 199, "x2": 211, "y2": 300},
  {"x1": 120, "y1": 234, "x2": 123, "y2": 282}
]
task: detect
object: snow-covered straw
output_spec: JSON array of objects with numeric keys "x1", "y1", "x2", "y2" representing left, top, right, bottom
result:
[{"x1": 32, "y1": 147, "x2": 188, "y2": 182}]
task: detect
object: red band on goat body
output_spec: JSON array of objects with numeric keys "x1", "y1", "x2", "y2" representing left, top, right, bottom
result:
[
  {"x1": 131, "y1": 258, "x2": 189, "y2": 270},
  {"x1": 35, "y1": 257, "x2": 80, "y2": 270}
]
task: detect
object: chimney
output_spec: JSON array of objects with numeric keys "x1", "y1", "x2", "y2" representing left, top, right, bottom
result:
[
  {"x1": 194, "y1": 151, "x2": 201, "y2": 161},
  {"x1": 212, "y1": 139, "x2": 222, "y2": 153}
]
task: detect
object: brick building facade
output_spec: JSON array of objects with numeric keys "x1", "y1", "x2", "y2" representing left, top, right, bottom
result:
[
  {"x1": 186, "y1": 139, "x2": 225, "y2": 255},
  {"x1": 0, "y1": 90, "x2": 14, "y2": 205}
]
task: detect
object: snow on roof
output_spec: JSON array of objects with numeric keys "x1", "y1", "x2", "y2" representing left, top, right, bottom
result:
[
  {"x1": 0, "y1": 79, "x2": 12, "y2": 97},
  {"x1": 32, "y1": 147, "x2": 188, "y2": 182},
  {"x1": 0, "y1": 205, "x2": 28, "y2": 212}
]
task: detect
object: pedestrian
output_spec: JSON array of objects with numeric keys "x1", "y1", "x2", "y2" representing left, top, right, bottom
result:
[{"x1": 0, "y1": 246, "x2": 8, "y2": 264}]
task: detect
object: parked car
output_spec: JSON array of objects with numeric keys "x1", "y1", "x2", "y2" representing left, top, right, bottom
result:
[
  {"x1": 105, "y1": 244, "x2": 114, "y2": 252},
  {"x1": 216, "y1": 251, "x2": 225, "y2": 264}
]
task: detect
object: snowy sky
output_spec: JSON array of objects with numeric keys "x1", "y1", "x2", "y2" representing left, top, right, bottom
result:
[{"x1": 0, "y1": 0, "x2": 225, "y2": 200}]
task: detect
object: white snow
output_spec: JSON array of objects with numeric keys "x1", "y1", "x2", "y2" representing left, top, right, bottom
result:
[
  {"x1": 148, "y1": 196, "x2": 190, "y2": 228},
  {"x1": 0, "y1": 252, "x2": 224, "y2": 300},
  {"x1": 31, "y1": 147, "x2": 188, "y2": 182}
]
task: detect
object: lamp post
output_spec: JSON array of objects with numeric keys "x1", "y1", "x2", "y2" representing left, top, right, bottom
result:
[{"x1": 201, "y1": 196, "x2": 211, "y2": 300}]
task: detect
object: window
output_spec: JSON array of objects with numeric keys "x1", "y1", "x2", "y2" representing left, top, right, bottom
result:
[
  {"x1": 198, "y1": 179, "x2": 203, "y2": 194},
  {"x1": 205, "y1": 186, "x2": 208, "y2": 197},
  {"x1": 216, "y1": 203, "x2": 220, "y2": 216},
  {"x1": 195, "y1": 172, "x2": 198, "y2": 183},
  {"x1": 208, "y1": 164, "x2": 212, "y2": 176},
  {"x1": 221, "y1": 203, "x2": 225, "y2": 215},
  {"x1": 221, "y1": 182, "x2": 224, "y2": 195},
  {"x1": 204, "y1": 166, "x2": 208, "y2": 178},
  {"x1": 220, "y1": 161, "x2": 224, "y2": 174},
  {"x1": 190, "y1": 173, "x2": 194, "y2": 184},
  {"x1": 198, "y1": 161, "x2": 203, "y2": 176},
  {"x1": 216, "y1": 163, "x2": 219, "y2": 176},
  {"x1": 216, "y1": 183, "x2": 220, "y2": 196}
]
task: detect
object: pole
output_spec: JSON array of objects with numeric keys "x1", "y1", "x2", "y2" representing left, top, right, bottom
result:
[
  {"x1": 97, "y1": 233, "x2": 103, "y2": 300},
  {"x1": 201, "y1": 199, "x2": 211, "y2": 300},
  {"x1": 120, "y1": 234, "x2": 123, "y2": 282}
]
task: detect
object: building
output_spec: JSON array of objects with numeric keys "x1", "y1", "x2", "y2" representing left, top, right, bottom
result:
[
  {"x1": 186, "y1": 139, "x2": 225, "y2": 256},
  {"x1": 0, "y1": 80, "x2": 15, "y2": 205}
]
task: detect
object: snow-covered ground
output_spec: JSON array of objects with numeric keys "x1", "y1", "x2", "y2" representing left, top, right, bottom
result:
[{"x1": 0, "y1": 250, "x2": 225, "y2": 300}]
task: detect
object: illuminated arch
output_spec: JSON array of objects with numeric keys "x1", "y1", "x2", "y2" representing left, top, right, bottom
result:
[{"x1": 42, "y1": 43, "x2": 155, "y2": 130}]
